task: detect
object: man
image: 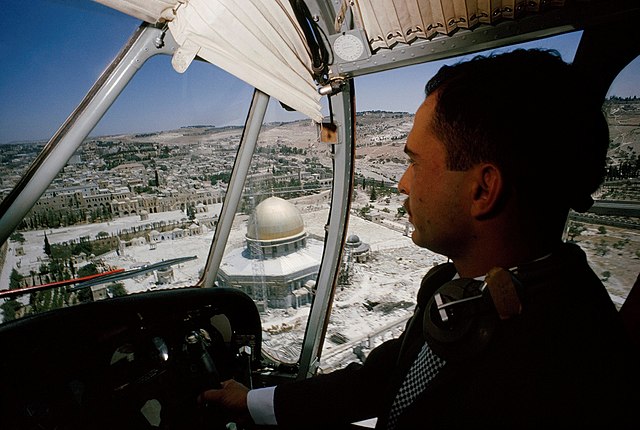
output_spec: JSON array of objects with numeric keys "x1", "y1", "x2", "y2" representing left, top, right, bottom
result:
[{"x1": 203, "y1": 49, "x2": 637, "y2": 428}]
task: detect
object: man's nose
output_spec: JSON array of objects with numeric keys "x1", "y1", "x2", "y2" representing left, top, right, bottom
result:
[{"x1": 398, "y1": 168, "x2": 410, "y2": 195}]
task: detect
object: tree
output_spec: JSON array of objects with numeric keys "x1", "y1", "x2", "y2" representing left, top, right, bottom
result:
[
  {"x1": 595, "y1": 240, "x2": 609, "y2": 256},
  {"x1": 10, "y1": 232, "x2": 25, "y2": 243},
  {"x1": 369, "y1": 185, "x2": 378, "y2": 202},
  {"x1": 9, "y1": 268, "x2": 23, "y2": 290},
  {"x1": 109, "y1": 283, "x2": 127, "y2": 297},
  {"x1": 0, "y1": 300, "x2": 22, "y2": 322},
  {"x1": 187, "y1": 204, "x2": 196, "y2": 221},
  {"x1": 96, "y1": 231, "x2": 110, "y2": 239},
  {"x1": 91, "y1": 209, "x2": 100, "y2": 222},
  {"x1": 66, "y1": 210, "x2": 77, "y2": 225},
  {"x1": 68, "y1": 259, "x2": 76, "y2": 278},
  {"x1": 78, "y1": 263, "x2": 98, "y2": 278},
  {"x1": 30, "y1": 289, "x2": 57, "y2": 314},
  {"x1": 359, "y1": 204, "x2": 372, "y2": 219},
  {"x1": 101, "y1": 205, "x2": 112, "y2": 221},
  {"x1": 44, "y1": 232, "x2": 51, "y2": 257},
  {"x1": 567, "y1": 222, "x2": 585, "y2": 242},
  {"x1": 38, "y1": 263, "x2": 49, "y2": 283},
  {"x1": 77, "y1": 287, "x2": 93, "y2": 304}
]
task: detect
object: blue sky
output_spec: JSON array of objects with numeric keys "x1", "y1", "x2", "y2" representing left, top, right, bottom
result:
[{"x1": 1, "y1": 0, "x2": 638, "y2": 144}]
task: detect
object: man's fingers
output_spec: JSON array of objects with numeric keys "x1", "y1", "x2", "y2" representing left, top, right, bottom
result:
[
  {"x1": 200, "y1": 388, "x2": 221, "y2": 402},
  {"x1": 220, "y1": 379, "x2": 236, "y2": 389},
  {"x1": 199, "y1": 379, "x2": 232, "y2": 403},
  {"x1": 198, "y1": 379, "x2": 253, "y2": 426},
  {"x1": 200, "y1": 379, "x2": 248, "y2": 406}
]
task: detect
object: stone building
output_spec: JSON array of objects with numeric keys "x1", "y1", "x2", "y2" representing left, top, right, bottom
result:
[
  {"x1": 345, "y1": 234, "x2": 371, "y2": 263},
  {"x1": 217, "y1": 196, "x2": 322, "y2": 310}
]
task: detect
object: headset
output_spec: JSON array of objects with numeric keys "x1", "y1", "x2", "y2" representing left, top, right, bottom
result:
[{"x1": 419, "y1": 262, "x2": 523, "y2": 362}]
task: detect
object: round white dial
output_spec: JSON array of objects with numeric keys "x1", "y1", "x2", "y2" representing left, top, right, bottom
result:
[{"x1": 333, "y1": 34, "x2": 365, "y2": 62}]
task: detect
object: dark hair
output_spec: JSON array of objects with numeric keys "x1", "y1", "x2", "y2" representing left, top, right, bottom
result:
[{"x1": 425, "y1": 48, "x2": 609, "y2": 213}]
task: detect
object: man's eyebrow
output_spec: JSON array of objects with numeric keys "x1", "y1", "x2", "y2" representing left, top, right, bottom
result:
[{"x1": 404, "y1": 145, "x2": 417, "y2": 158}]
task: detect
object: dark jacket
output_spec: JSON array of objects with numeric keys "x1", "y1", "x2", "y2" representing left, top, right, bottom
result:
[{"x1": 273, "y1": 243, "x2": 638, "y2": 429}]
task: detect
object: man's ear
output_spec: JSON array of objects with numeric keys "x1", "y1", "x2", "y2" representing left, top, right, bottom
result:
[{"x1": 470, "y1": 163, "x2": 505, "y2": 219}]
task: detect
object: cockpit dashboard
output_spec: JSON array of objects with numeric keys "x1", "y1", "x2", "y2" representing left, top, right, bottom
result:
[{"x1": 0, "y1": 287, "x2": 261, "y2": 429}]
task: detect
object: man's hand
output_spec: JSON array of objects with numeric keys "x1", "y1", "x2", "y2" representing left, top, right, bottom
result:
[{"x1": 200, "y1": 379, "x2": 254, "y2": 427}]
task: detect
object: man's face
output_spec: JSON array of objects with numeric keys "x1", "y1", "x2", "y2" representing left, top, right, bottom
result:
[{"x1": 398, "y1": 95, "x2": 472, "y2": 257}]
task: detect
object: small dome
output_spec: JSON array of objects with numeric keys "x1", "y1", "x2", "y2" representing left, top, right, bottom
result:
[
  {"x1": 347, "y1": 234, "x2": 361, "y2": 244},
  {"x1": 346, "y1": 233, "x2": 369, "y2": 255},
  {"x1": 247, "y1": 197, "x2": 304, "y2": 241}
]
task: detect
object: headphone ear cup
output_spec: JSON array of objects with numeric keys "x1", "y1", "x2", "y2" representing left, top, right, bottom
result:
[{"x1": 423, "y1": 278, "x2": 498, "y2": 361}]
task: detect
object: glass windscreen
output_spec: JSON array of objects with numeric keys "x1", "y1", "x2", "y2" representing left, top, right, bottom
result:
[
  {"x1": 217, "y1": 98, "x2": 331, "y2": 364},
  {"x1": 2, "y1": 1, "x2": 637, "y2": 375},
  {"x1": 0, "y1": 0, "x2": 331, "y2": 370},
  {"x1": 320, "y1": 31, "x2": 639, "y2": 372},
  {"x1": 0, "y1": 1, "x2": 254, "y2": 323},
  {"x1": 566, "y1": 55, "x2": 640, "y2": 309}
]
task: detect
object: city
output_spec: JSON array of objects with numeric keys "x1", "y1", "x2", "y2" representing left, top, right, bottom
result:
[{"x1": 1, "y1": 102, "x2": 639, "y2": 371}]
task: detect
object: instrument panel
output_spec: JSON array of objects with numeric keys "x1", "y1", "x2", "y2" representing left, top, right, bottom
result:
[{"x1": 0, "y1": 287, "x2": 262, "y2": 430}]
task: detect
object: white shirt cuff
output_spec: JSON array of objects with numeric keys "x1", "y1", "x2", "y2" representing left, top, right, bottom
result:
[{"x1": 247, "y1": 386, "x2": 277, "y2": 426}]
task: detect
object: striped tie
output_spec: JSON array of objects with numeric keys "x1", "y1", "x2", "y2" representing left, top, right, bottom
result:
[{"x1": 387, "y1": 342, "x2": 446, "y2": 429}]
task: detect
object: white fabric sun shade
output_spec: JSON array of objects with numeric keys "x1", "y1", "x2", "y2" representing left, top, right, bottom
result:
[
  {"x1": 95, "y1": 0, "x2": 178, "y2": 24},
  {"x1": 352, "y1": 0, "x2": 481, "y2": 50},
  {"x1": 351, "y1": 0, "x2": 566, "y2": 51},
  {"x1": 94, "y1": 0, "x2": 323, "y2": 123}
]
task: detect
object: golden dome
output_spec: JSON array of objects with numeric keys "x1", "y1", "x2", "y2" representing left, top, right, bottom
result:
[{"x1": 246, "y1": 197, "x2": 304, "y2": 241}]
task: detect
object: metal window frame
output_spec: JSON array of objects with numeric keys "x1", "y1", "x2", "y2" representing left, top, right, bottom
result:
[{"x1": 0, "y1": 23, "x2": 177, "y2": 246}]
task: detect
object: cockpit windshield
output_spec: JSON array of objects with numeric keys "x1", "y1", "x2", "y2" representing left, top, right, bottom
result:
[{"x1": 1, "y1": 0, "x2": 638, "y2": 374}]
